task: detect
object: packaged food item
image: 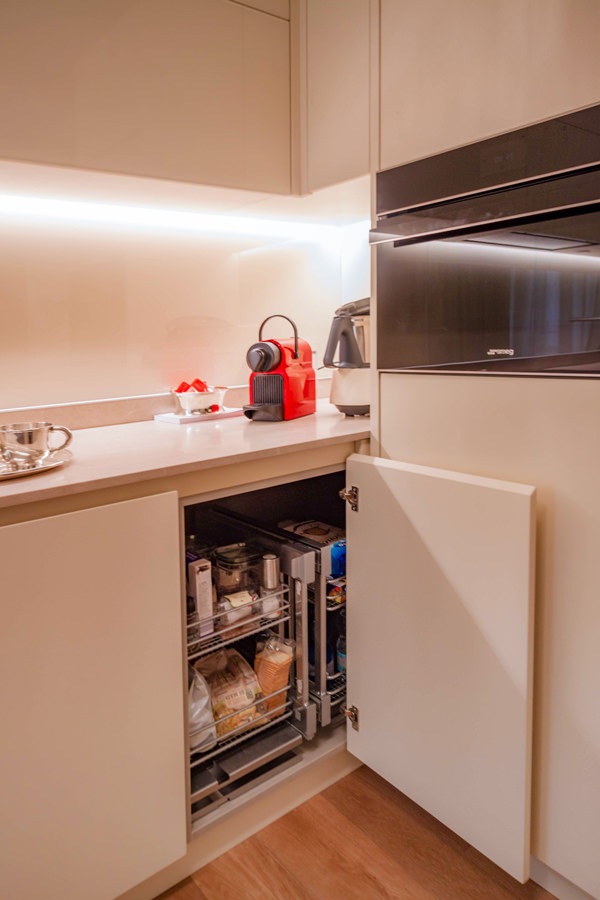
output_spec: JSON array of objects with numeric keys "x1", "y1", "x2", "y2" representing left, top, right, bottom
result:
[
  {"x1": 187, "y1": 558, "x2": 215, "y2": 636},
  {"x1": 330, "y1": 539, "x2": 347, "y2": 578},
  {"x1": 278, "y1": 520, "x2": 344, "y2": 545},
  {"x1": 254, "y1": 633, "x2": 294, "y2": 720},
  {"x1": 308, "y1": 632, "x2": 334, "y2": 678},
  {"x1": 217, "y1": 590, "x2": 256, "y2": 628},
  {"x1": 185, "y1": 538, "x2": 214, "y2": 614},
  {"x1": 187, "y1": 611, "x2": 202, "y2": 655},
  {"x1": 336, "y1": 634, "x2": 347, "y2": 673},
  {"x1": 196, "y1": 648, "x2": 264, "y2": 738},
  {"x1": 188, "y1": 666, "x2": 217, "y2": 753},
  {"x1": 326, "y1": 582, "x2": 346, "y2": 605}
]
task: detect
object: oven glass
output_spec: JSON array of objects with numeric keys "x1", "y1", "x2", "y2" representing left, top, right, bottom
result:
[{"x1": 377, "y1": 225, "x2": 600, "y2": 374}]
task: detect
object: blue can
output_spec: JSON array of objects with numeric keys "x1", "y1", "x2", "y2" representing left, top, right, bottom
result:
[{"x1": 330, "y1": 539, "x2": 346, "y2": 578}]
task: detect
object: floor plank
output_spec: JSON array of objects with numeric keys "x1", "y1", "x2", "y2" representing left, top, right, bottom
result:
[
  {"x1": 190, "y1": 834, "x2": 307, "y2": 900},
  {"x1": 322, "y1": 767, "x2": 550, "y2": 900},
  {"x1": 159, "y1": 766, "x2": 557, "y2": 900},
  {"x1": 253, "y1": 792, "x2": 432, "y2": 899},
  {"x1": 157, "y1": 877, "x2": 209, "y2": 900}
]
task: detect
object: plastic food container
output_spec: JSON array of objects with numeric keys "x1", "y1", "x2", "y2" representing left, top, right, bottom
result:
[{"x1": 213, "y1": 542, "x2": 262, "y2": 595}]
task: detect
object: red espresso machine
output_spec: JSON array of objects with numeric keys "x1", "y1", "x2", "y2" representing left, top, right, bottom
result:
[{"x1": 243, "y1": 315, "x2": 316, "y2": 421}]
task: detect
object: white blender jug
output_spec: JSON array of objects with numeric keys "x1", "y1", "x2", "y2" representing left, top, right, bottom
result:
[{"x1": 323, "y1": 298, "x2": 370, "y2": 416}]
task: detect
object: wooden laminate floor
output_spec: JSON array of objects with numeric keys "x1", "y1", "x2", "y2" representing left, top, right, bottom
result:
[{"x1": 159, "y1": 766, "x2": 556, "y2": 900}]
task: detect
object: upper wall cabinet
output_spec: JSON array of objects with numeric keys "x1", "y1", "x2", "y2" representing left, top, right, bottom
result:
[
  {"x1": 0, "y1": 0, "x2": 291, "y2": 193},
  {"x1": 293, "y1": 0, "x2": 371, "y2": 193},
  {"x1": 379, "y1": 0, "x2": 600, "y2": 171}
]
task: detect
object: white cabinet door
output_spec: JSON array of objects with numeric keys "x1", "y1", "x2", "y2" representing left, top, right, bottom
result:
[
  {"x1": 379, "y1": 0, "x2": 600, "y2": 170},
  {"x1": 345, "y1": 454, "x2": 536, "y2": 882},
  {"x1": 295, "y1": 0, "x2": 371, "y2": 192},
  {"x1": 0, "y1": 0, "x2": 290, "y2": 193},
  {"x1": 379, "y1": 372, "x2": 600, "y2": 898},
  {"x1": 0, "y1": 493, "x2": 186, "y2": 900}
]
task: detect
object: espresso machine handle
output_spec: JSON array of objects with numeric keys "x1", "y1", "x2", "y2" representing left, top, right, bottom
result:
[{"x1": 258, "y1": 315, "x2": 299, "y2": 358}]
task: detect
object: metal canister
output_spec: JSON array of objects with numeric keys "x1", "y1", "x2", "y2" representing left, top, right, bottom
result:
[
  {"x1": 260, "y1": 553, "x2": 281, "y2": 619},
  {"x1": 260, "y1": 553, "x2": 280, "y2": 590}
]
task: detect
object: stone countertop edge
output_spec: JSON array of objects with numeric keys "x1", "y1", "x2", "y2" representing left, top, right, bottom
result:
[{"x1": 0, "y1": 401, "x2": 371, "y2": 510}]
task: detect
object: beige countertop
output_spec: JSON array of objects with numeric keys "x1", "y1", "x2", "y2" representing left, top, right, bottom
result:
[{"x1": 0, "y1": 401, "x2": 370, "y2": 510}]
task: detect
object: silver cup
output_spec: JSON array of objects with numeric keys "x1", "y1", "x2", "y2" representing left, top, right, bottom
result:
[{"x1": 0, "y1": 421, "x2": 73, "y2": 466}]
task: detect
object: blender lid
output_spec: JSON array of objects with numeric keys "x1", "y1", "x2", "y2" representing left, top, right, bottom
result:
[{"x1": 334, "y1": 297, "x2": 370, "y2": 317}]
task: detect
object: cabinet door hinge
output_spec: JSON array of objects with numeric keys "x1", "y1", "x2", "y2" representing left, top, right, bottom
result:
[
  {"x1": 339, "y1": 485, "x2": 359, "y2": 512},
  {"x1": 342, "y1": 704, "x2": 359, "y2": 731}
]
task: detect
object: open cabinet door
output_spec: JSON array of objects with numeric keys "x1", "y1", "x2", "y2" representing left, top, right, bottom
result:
[{"x1": 344, "y1": 454, "x2": 536, "y2": 882}]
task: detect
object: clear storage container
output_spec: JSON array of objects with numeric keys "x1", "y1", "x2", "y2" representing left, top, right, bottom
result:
[{"x1": 212, "y1": 542, "x2": 262, "y2": 596}]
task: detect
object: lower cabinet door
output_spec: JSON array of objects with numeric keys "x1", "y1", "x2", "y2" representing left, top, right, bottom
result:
[
  {"x1": 345, "y1": 454, "x2": 536, "y2": 883},
  {"x1": 0, "y1": 493, "x2": 187, "y2": 900}
]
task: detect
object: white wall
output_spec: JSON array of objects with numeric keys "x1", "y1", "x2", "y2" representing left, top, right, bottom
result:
[{"x1": 0, "y1": 176, "x2": 370, "y2": 410}]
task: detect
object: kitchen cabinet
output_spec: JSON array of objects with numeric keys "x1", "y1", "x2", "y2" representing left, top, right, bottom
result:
[
  {"x1": 0, "y1": 0, "x2": 290, "y2": 193},
  {"x1": 293, "y1": 0, "x2": 371, "y2": 193},
  {"x1": 0, "y1": 429, "x2": 538, "y2": 900},
  {"x1": 179, "y1": 470, "x2": 348, "y2": 828},
  {"x1": 378, "y1": 0, "x2": 600, "y2": 171},
  {"x1": 0, "y1": 0, "x2": 374, "y2": 196},
  {"x1": 176, "y1": 456, "x2": 535, "y2": 883},
  {"x1": 0, "y1": 493, "x2": 186, "y2": 900},
  {"x1": 344, "y1": 454, "x2": 536, "y2": 883},
  {"x1": 378, "y1": 372, "x2": 600, "y2": 899}
]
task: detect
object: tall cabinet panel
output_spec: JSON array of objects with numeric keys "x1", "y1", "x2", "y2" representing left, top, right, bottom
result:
[
  {"x1": 378, "y1": 373, "x2": 600, "y2": 899},
  {"x1": 0, "y1": 493, "x2": 186, "y2": 900},
  {"x1": 379, "y1": 0, "x2": 600, "y2": 170},
  {"x1": 345, "y1": 453, "x2": 536, "y2": 883},
  {"x1": 0, "y1": 0, "x2": 290, "y2": 193},
  {"x1": 294, "y1": 0, "x2": 371, "y2": 192}
]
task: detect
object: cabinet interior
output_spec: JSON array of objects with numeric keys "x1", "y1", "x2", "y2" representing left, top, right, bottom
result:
[{"x1": 182, "y1": 469, "x2": 347, "y2": 829}]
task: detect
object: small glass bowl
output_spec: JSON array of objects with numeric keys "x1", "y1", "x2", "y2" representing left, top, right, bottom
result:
[{"x1": 173, "y1": 386, "x2": 227, "y2": 415}]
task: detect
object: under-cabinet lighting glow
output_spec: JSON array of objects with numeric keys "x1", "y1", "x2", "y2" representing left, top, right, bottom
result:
[
  {"x1": 427, "y1": 237, "x2": 600, "y2": 265},
  {"x1": 0, "y1": 193, "x2": 344, "y2": 241}
]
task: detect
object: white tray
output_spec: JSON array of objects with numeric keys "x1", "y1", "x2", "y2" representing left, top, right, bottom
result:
[{"x1": 154, "y1": 407, "x2": 244, "y2": 425}]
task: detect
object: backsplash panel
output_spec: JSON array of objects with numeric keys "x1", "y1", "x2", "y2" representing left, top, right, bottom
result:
[
  {"x1": 0, "y1": 380, "x2": 334, "y2": 430},
  {"x1": 0, "y1": 211, "x2": 369, "y2": 410}
]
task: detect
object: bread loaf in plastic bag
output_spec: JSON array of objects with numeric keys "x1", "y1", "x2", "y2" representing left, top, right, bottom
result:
[
  {"x1": 188, "y1": 665, "x2": 217, "y2": 753},
  {"x1": 254, "y1": 633, "x2": 294, "y2": 720},
  {"x1": 196, "y1": 648, "x2": 264, "y2": 738}
]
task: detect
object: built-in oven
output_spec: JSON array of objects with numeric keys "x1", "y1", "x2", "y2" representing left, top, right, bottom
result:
[{"x1": 373, "y1": 102, "x2": 600, "y2": 375}]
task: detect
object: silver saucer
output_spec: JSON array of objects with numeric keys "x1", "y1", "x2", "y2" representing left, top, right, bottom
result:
[{"x1": 0, "y1": 448, "x2": 73, "y2": 481}]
